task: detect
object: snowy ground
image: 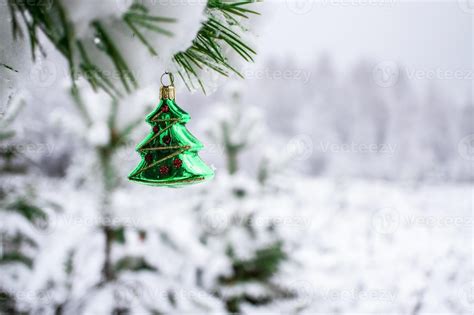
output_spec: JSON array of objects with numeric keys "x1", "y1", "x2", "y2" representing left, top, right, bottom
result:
[
  {"x1": 276, "y1": 178, "x2": 473, "y2": 315},
  {"x1": 32, "y1": 175, "x2": 473, "y2": 314}
]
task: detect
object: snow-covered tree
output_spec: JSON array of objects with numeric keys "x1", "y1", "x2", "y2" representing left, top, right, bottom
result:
[
  {"x1": 2, "y1": 0, "x2": 260, "y2": 102},
  {"x1": 259, "y1": 55, "x2": 472, "y2": 183},
  {"x1": 0, "y1": 100, "x2": 56, "y2": 313},
  {"x1": 195, "y1": 86, "x2": 307, "y2": 313},
  {"x1": 204, "y1": 84, "x2": 263, "y2": 175}
]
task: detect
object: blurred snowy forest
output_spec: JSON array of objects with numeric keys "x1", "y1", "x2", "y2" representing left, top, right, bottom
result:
[
  {"x1": 207, "y1": 56, "x2": 474, "y2": 183},
  {"x1": 1, "y1": 1, "x2": 473, "y2": 315}
]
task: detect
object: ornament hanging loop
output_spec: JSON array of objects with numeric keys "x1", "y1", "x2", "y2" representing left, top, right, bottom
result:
[
  {"x1": 160, "y1": 72, "x2": 176, "y2": 100},
  {"x1": 160, "y1": 72, "x2": 175, "y2": 87}
]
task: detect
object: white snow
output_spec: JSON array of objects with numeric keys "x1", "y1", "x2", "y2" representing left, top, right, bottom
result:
[
  {"x1": 59, "y1": 0, "x2": 131, "y2": 38},
  {"x1": 3, "y1": 173, "x2": 469, "y2": 314}
]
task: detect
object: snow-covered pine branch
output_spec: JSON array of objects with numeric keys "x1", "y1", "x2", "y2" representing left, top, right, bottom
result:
[{"x1": 2, "y1": 0, "x2": 260, "y2": 106}]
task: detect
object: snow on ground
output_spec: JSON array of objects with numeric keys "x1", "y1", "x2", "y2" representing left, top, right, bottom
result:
[
  {"x1": 33, "y1": 175, "x2": 473, "y2": 314},
  {"x1": 284, "y1": 177, "x2": 473, "y2": 315}
]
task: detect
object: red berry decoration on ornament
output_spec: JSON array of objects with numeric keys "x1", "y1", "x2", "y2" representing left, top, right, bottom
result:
[
  {"x1": 161, "y1": 104, "x2": 169, "y2": 113},
  {"x1": 153, "y1": 125, "x2": 159, "y2": 133},
  {"x1": 145, "y1": 153, "x2": 153, "y2": 163},
  {"x1": 159, "y1": 165, "x2": 169, "y2": 175},
  {"x1": 173, "y1": 158, "x2": 182, "y2": 168},
  {"x1": 163, "y1": 135, "x2": 171, "y2": 145}
]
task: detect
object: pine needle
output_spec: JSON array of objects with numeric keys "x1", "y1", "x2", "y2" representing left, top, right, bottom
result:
[{"x1": 173, "y1": 0, "x2": 259, "y2": 92}]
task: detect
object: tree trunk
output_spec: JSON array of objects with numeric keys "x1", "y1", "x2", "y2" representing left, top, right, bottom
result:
[
  {"x1": 98, "y1": 148, "x2": 117, "y2": 282},
  {"x1": 102, "y1": 225, "x2": 114, "y2": 281},
  {"x1": 227, "y1": 146, "x2": 238, "y2": 175}
]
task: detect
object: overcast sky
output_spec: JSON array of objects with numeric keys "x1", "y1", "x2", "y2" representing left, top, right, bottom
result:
[{"x1": 255, "y1": 0, "x2": 472, "y2": 95}]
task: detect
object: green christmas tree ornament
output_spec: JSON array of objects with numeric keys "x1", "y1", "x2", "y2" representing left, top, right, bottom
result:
[{"x1": 128, "y1": 73, "x2": 214, "y2": 187}]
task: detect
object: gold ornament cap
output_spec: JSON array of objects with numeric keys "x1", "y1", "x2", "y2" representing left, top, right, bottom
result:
[
  {"x1": 160, "y1": 72, "x2": 175, "y2": 100},
  {"x1": 160, "y1": 85, "x2": 175, "y2": 100}
]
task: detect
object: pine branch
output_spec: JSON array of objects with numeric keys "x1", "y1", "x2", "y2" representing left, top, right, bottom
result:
[
  {"x1": 173, "y1": 0, "x2": 259, "y2": 93},
  {"x1": 220, "y1": 242, "x2": 285, "y2": 283},
  {"x1": 122, "y1": 11, "x2": 175, "y2": 56},
  {"x1": 114, "y1": 256, "x2": 157, "y2": 273},
  {"x1": 7, "y1": 0, "x2": 176, "y2": 98},
  {"x1": 0, "y1": 63, "x2": 19, "y2": 73},
  {"x1": 0, "y1": 131, "x2": 16, "y2": 141},
  {"x1": 0, "y1": 252, "x2": 33, "y2": 268},
  {"x1": 3, "y1": 198, "x2": 48, "y2": 224},
  {"x1": 76, "y1": 40, "x2": 123, "y2": 98},
  {"x1": 7, "y1": 0, "x2": 260, "y2": 97},
  {"x1": 92, "y1": 21, "x2": 138, "y2": 93}
]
